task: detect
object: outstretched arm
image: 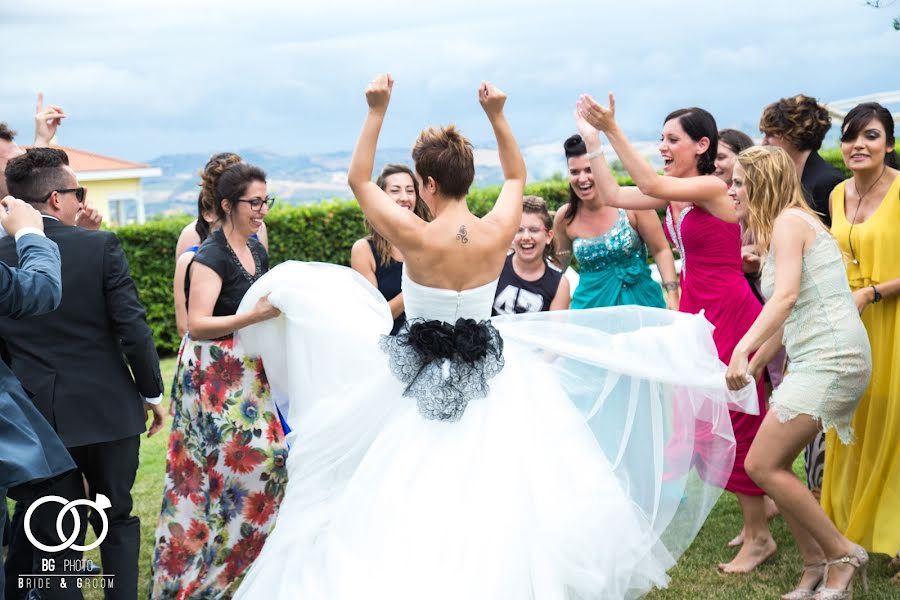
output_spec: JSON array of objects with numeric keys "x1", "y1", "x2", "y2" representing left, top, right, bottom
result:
[
  {"x1": 347, "y1": 74, "x2": 424, "y2": 252},
  {"x1": 480, "y1": 81, "x2": 526, "y2": 239},
  {"x1": 725, "y1": 215, "x2": 805, "y2": 389},
  {"x1": 579, "y1": 93, "x2": 736, "y2": 223}
]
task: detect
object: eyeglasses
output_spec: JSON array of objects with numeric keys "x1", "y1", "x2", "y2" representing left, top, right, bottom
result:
[
  {"x1": 515, "y1": 226, "x2": 547, "y2": 236},
  {"x1": 236, "y1": 196, "x2": 275, "y2": 211},
  {"x1": 41, "y1": 187, "x2": 86, "y2": 203}
]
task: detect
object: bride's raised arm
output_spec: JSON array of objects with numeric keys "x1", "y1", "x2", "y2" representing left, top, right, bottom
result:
[
  {"x1": 579, "y1": 93, "x2": 737, "y2": 223},
  {"x1": 348, "y1": 74, "x2": 426, "y2": 250},
  {"x1": 480, "y1": 81, "x2": 527, "y2": 240}
]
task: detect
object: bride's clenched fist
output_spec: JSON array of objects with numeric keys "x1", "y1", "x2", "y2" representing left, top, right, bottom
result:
[{"x1": 365, "y1": 73, "x2": 394, "y2": 113}]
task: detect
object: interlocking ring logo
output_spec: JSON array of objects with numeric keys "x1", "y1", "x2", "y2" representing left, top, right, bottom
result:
[{"x1": 23, "y1": 494, "x2": 111, "y2": 553}]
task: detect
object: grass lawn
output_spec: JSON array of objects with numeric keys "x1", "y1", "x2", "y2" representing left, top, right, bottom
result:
[{"x1": 20, "y1": 356, "x2": 900, "y2": 598}]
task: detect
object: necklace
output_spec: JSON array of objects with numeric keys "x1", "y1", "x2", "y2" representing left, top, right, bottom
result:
[{"x1": 847, "y1": 164, "x2": 887, "y2": 266}]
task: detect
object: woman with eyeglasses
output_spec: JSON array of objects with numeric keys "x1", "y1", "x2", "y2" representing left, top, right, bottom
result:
[
  {"x1": 351, "y1": 164, "x2": 432, "y2": 334},
  {"x1": 553, "y1": 134, "x2": 679, "y2": 311},
  {"x1": 173, "y1": 153, "x2": 242, "y2": 338},
  {"x1": 493, "y1": 195, "x2": 569, "y2": 314},
  {"x1": 149, "y1": 162, "x2": 288, "y2": 599}
]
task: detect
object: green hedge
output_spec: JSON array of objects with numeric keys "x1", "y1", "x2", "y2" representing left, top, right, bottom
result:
[{"x1": 120, "y1": 145, "x2": 886, "y2": 356}]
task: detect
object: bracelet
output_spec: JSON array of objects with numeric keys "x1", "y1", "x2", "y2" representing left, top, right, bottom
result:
[
  {"x1": 585, "y1": 150, "x2": 602, "y2": 161},
  {"x1": 871, "y1": 285, "x2": 882, "y2": 303},
  {"x1": 662, "y1": 281, "x2": 679, "y2": 292}
]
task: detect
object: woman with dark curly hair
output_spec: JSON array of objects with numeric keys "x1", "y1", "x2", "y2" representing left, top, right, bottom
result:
[
  {"x1": 150, "y1": 162, "x2": 288, "y2": 599},
  {"x1": 759, "y1": 94, "x2": 843, "y2": 227}
]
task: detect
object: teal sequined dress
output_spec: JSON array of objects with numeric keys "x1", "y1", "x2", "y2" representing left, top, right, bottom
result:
[{"x1": 571, "y1": 208, "x2": 665, "y2": 309}]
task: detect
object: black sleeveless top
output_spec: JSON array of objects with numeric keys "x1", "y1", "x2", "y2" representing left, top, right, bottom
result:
[
  {"x1": 492, "y1": 254, "x2": 563, "y2": 315},
  {"x1": 187, "y1": 229, "x2": 269, "y2": 319},
  {"x1": 368, "y1": 239, "x2": 405, "y2": 335}
]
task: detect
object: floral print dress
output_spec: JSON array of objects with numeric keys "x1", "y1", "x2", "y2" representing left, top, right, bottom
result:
[{"x1": 150, "y1": 231, "x2": 288, "y2": 599}]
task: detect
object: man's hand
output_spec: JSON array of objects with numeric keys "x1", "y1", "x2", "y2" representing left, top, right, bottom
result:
[
  {"x1": 1, "y1": 196, "x2": 45, "y2": 236},
  {"x1": 144, "y1": 401, "x2": 165, "y2": 437},
  {"x1": 34, "y1": 92, "x2": 66, "y2": 147},
  {"x1": 478, "y1": 81, "x2": 507, "y2": 118},
  {"x1": 365, "y1": 73, "x2": 393, "y2": 114},
  {"x1": 76, "y1": 203, "x2": 103, "y2": 230}
]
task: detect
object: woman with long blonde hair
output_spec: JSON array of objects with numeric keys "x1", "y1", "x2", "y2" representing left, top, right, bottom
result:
[{"x1": 725, "y1": 146, "x2": 871, "y2": 600}]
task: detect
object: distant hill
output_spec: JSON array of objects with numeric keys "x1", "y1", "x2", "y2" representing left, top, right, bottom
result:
[{"x1": 142, "y1": 142, "x2": 662, "y2": 218}]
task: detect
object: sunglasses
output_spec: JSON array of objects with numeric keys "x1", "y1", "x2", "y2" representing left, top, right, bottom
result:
[
  {"x1": 41, "y1": 187, "x2": 86, "y2": 204},
  {"x1": 236, "y1": 196, "x2": 276, "y2": 211}
]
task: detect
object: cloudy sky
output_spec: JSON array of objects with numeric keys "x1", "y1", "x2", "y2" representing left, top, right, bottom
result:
[{"x1": 2, "y1": 0, "x2": 897, "y2": 162}]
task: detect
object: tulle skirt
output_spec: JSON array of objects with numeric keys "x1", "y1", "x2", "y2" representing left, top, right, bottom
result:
[{"x1": 231, "y1": 262, "x2": 756, "y2": 600}]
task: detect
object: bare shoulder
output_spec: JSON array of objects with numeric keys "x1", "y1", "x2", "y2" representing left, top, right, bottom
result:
[{"x1": 554, "y1": 203, "x2": 570, "y2": 223}]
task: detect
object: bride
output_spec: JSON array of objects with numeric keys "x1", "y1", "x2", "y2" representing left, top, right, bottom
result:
[{"x1": 232, "y1": 75, "x2": 755, "y2": 599}]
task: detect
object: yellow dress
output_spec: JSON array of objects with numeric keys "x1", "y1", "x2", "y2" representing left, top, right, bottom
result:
[{"x1": 823, "y1": 175, "x2": 900, "y2": 555}]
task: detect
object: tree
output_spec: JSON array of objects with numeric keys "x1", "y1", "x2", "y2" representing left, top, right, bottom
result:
[{"x1": 864, "y1": 0, "x2": 900, "y2": 29}]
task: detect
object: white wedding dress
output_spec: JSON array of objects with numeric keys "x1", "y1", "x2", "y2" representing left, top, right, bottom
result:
[{"x1": 232, "y1": 262, "x2": 756, "y2": 600}]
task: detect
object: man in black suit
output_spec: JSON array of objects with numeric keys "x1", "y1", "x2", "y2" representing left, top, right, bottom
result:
[{"x1": 0, "y1": 148, "x2": 165, "y2": 600}]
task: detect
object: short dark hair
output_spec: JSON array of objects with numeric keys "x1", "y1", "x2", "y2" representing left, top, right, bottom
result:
[
  {"x1": 5, "y1": 147, "x2": 72, "y2": 205},
  {"x1": 841, "y1": 102, "x2": 898, "y2": 169},
  {"x1": 214, "y1": 162, "x2": 267, "y2": 221},
  {"x1": 719, "y1": 129, "x2": 754, "y2": 155},
  {"x1": 0, "y1": 123, "x2": 16, "y2": 142},
  {"x1": 412, "y1": 125, "x2": 474, "y2": 198},
  {"x1": 665, "y1": 108, "x2": 718, "y2": 175},
  {"x1": 759, "y1": 95, "x2": 832, "y2": 152}
]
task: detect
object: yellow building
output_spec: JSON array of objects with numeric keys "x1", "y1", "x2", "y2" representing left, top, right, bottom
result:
[{"x1": 58, "y1": 146, "x2": 161, "y2": 226}]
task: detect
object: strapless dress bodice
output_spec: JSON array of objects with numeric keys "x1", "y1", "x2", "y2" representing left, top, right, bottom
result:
[{"x1": 402, "y1": 271, "x2": 498, "y2": 323}]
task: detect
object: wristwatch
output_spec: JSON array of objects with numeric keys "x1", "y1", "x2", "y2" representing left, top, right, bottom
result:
[{"x1": 871, "y1": 285, "x2": 882, "y2": 303}]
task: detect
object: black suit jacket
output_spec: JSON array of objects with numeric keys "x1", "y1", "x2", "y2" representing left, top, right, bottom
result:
[
  {"x1": 801, "y1": 152, "x2": 844, "y2": 228},
  {"x1": 0, "y1": 218, "x2": 163, "y2": 447}
]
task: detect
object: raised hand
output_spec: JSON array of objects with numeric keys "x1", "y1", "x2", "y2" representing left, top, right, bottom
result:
[
  {"x1": 578, "y1": 92, "x2": 617, "y2": 133},
  {"x1": 478, "y1": 81, "x2": 507, "y2": 118},
  {"x1": 1, "y1": 196, "x2": 45, "y2": 236},
  {"x1": 76, "y1": 202, "x2": 103, "y2": 230},
  {"x1": 573, "y1": 108, "x2": 601, "y2": 150},
  {"x1": 365, "y1": 74, "x2": 394, "y2": 114},
  {"x1": 34, "y1": 92, "x2": 66, "y2": 146}
]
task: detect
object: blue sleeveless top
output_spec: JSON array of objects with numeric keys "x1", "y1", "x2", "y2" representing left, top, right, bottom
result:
[{"x1": 571, "y1": 208, "x2": 664, "y2": 309}]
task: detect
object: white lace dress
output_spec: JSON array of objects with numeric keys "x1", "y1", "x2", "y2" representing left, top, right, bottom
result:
[
  {"x1": 230, "y1": 262, "x2": 757, "y2": 600},
  {"x1": 761, "y1": 211, "x2": 872, "y2": 442}
]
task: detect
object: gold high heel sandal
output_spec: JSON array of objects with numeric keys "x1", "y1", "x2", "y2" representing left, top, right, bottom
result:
[
  {"x1": 816, "y1": 546, "x2": 869, "y2": 600},
  {"x1": 781, "y1": 561, "x2": 825, "y2": 600}
]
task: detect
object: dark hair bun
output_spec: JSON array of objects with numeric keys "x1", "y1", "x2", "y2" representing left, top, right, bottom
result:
[{"x1": 564, "y1": 134, "x2": 587, "y2": 158}]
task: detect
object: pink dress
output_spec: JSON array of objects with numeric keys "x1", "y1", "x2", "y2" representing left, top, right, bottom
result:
[{"x1": 666, "y1": 205, "x2": 767, "y2": 496}]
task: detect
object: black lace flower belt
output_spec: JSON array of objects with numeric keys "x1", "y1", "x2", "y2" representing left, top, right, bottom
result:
[{"x1": 379, "y1": 318, "x2": 505, "y2": 422}]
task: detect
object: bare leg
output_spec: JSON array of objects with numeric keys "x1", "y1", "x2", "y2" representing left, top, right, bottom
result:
[
  {"x1": 745, "y1": 412, "x2": 859, "y2": 590},
  {"x1": 718, "y1": 493, "x2": 776, "y2": 573}
]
